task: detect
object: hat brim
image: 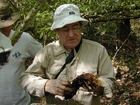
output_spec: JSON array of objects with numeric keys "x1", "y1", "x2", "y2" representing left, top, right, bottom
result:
[
  {"x1": 51, "y1": 15, "x2": 88, "y2": 30},
  {"x1": 0, "y1": 12, "x2": 20, "y2": 28},
  {"x1": 0, "y1": 32, "x2": 13, "y2": 53},
  {"x1": 0, "y1": 47, "x2": 13, "y2": 53}
]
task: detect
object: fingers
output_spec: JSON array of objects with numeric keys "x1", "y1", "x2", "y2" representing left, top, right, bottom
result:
[
  {"x1": 56, "y1": 86, "x2": 64, "y2": 96},
  {"x1": 56, "y1": 80, "x2": 71, "y2": 96},
  {"x1": 45, "y1": 79, "x2": 71, "y2": 96}
]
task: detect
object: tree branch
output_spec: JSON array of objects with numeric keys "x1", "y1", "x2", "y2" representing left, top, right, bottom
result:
[
  {"x1": 87, "y1": 15, "x2": 140, "y2": 23},
  {"x1": 11, "y1": 0, "x2": 48, "y2": 45}
]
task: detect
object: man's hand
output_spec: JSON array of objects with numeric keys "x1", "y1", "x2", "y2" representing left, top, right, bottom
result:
[{"x1": 44, "y1": 79, "x2": 72, "y2": 96}]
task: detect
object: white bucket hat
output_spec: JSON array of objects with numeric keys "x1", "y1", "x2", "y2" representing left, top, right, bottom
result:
[
  {"x1": 0, "y1": 0, "x2": 20, "y2": 28},
  {"x1": 0, "y1": 32, "x2": 13, "y2": 53},
  {"x1": 51, "y1": 4, "x2": 88, "y2": 30}
]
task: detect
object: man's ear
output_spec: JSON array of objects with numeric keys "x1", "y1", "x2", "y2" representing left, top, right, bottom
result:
[{"x1": 55, "y1": 29, "x2": 59, "y2": 34}]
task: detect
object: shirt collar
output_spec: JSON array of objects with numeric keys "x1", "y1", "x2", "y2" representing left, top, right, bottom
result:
[
  {"x1": 55, "y1": 40, "x2": 69, "y2": 56},
  {"x1": 55, "y1": 39, "x2": 82, "y2": 56}
]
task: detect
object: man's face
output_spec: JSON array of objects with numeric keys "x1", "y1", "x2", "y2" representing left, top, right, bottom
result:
[
  {"x1": 0, "y1": 25, "x2": 12, "y2": 37},
  {"x1": 56, "y1": 22, "x2": 82, "y2": 52}
]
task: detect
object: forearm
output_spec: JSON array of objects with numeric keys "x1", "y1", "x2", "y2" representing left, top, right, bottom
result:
[
  {"x1": 98, "y1": 77, "x2": 115, "y2": 98},
  {"x1": 19, "y1": 73, "x2": 48, "y2": 97},
  {"x1": 98, "y1": 48, "x2": 116, "y2": 97}
]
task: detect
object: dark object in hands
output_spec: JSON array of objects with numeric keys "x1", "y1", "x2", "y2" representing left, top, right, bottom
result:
[{"x1": 64, "y1": 73, "x2": 104, "y2": 100}]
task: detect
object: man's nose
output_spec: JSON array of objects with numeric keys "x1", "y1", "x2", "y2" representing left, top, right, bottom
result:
[{"x1": 68, "y1": 29, "x2": 74, "y2": 37}]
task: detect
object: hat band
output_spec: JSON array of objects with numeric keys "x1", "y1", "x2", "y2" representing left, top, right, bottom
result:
[{"x1": 1, "y1": 8, "x2": 13, "y2": 21}]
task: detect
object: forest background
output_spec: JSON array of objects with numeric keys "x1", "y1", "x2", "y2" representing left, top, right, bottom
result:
[{"x1": 8, "y1": 0, "x2": 140, "y2": 105}]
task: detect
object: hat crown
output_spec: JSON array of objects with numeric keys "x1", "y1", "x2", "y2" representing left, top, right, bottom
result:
[
  {"x1": 0, "y1": 0, "x2": 11, "y2": 18},
  {"x1": 54, "y1": 4, "x2": 80, "y2": 21},
  {"x1": 0, "y1": 0, "x2": 20, "y2": 28},
  {"x1": 51, "y1": 4, "x2": 88, "y2": 30}
]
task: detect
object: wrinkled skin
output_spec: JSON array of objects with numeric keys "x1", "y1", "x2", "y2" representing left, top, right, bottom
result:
[{"x1": 44, "y1": 79, "x2": 72, "y2": 96}]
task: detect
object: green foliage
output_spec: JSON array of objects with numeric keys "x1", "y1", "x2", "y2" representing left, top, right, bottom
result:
[
  {"x1": 11, "y1": 0, "x2": 140, "y2": 44},
  {"x1": 11, "y1": 0, "x2": 140, "y2": 104}
]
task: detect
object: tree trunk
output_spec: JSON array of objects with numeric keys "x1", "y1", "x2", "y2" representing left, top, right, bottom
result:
[
  {"x1": 11, "y1": 0, "x2": 48, "y2": 45},
  {"x1": 117, "y1": 19, "x2": 130, "y2": 42}
]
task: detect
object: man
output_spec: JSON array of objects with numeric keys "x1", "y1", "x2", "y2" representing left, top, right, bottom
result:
[
  {"x1": 0, "y1": 0, "x2": 42, "y2": 105},
  {"x1": 20, "y1": 4, "x2": 115, "y2": 105}
]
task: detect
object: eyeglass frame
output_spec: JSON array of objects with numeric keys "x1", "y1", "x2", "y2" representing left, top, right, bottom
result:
[{"x1": 57, "y1": 22, "x2": 82, "y2": 35}]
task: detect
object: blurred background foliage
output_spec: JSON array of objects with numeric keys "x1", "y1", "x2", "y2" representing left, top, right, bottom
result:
[
  {"x1": 8, "y1": 0, "x2": 140, "y2": 104},
  {"x1": 10, "y1": 0, "x2": 140, "y2": 43}
]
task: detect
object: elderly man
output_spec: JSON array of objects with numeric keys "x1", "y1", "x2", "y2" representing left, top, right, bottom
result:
[
  {"x1": 0, "y1": 0, "x2": 42, "y2": 104},
  {"x1": 20, "y1": 4, "x2": 115, "y2": 105}
]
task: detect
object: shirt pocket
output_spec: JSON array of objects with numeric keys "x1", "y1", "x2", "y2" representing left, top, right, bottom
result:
[
  {"x1": 76, "y1": 62, "x2": 98, "y2": 76},
  {"x1": 48, "y1": 59, "x2": 67, "y2": 79}
]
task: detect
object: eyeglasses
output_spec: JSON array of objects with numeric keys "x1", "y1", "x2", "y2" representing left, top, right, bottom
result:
[{"x1": 58, "y1": 25, "x2": 81, "y2": 35}]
